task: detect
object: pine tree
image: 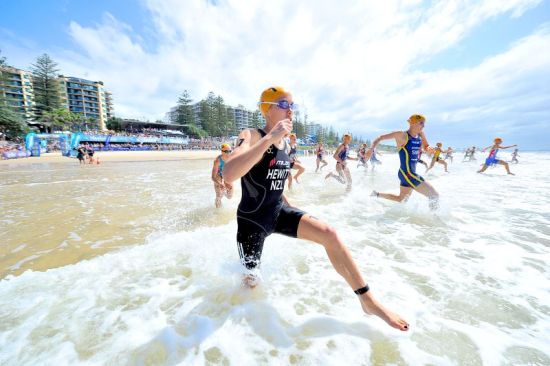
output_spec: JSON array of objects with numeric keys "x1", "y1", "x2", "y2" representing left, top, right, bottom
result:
[
  {"x1": 172, "y1": 90, "x2": 196, "y2": 126},
  {"x1": 214, "y1": 95, "x2": 230, "y2": 137},
  {"x1": 31, "y1": 53, "x2": 61, "y2": 119}
]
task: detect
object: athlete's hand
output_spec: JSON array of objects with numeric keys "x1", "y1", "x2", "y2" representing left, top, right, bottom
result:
[{"x1": 267, "y1": 118, "x2": 293, "y2": 143}]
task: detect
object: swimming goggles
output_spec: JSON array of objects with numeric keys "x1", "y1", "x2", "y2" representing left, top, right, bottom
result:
[
  {"x1": 222, "y1": 150, "x2": 232, "y2": 153},
  {"x1": 258, "y1": 100, "x2": 298, "y2": 111}
]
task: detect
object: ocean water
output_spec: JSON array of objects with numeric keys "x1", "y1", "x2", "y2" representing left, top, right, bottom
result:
[{"x1": 1, "y1": 152, "x2": 549, "y2": 365}]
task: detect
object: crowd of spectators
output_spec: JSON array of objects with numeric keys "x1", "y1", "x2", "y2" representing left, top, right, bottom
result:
[
  {"x1": 84, "y1": 128, "x2": 186, "y2": 139},
  {"x1": 0, "y1": 141, "x2": 30, "y2": 160},
  {"x1": 79, "y1": 130, "x2": 230, "y2": 151}
]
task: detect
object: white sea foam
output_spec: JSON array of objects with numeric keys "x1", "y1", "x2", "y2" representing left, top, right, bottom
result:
[{"x1": 1, "y1": 152, "x2": 549, "y2": 365}]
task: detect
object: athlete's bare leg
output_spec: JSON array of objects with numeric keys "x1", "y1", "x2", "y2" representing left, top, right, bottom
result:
[
  {"x1": 293, "y1": 162, "x2": 306, "y2": 182},
  {"x1": 297, "y1": 215, "x2": 409, "y2": 331},
  {"x1": 375, "y1": 185, "x2": 413, "y2": 203},
  {"x1": 225, "y1": 182, "x2": 234, "y2": 199},
  {"x1": 214, "y1": 183, "x2": 224, "y2": 208},
  {"x1": 326, "y1": 164, "x2": 347, "y2": 185},
  {"x1": 477, "y1": 164, "x2": 489, "y2": 173},
  {"x1": 287, "y1": 173, "x2": 293, "y2": 189},
  {"x1": 343, "y1": 165, "x2": 352, "y2": 191},
  {"x1": 498, "y1": 160, "x2": 514, "y2": 175},
  {"x1": 438, "y1": 160, "x2": 448, "y2": 172},
  {"x1": 413, "y1": 181, "x2": 439, "y2": 210}
]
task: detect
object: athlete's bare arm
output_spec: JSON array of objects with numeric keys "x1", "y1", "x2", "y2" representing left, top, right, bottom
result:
[
  {"x1": 419, "y1": 131, "x2": 430, "y2": 151},
  {"x1": 211, "y1": 157, "x2": 222, "y2": 183},
  {"x1": 367, "y1": 131, "x2": 405, "y2": 159},
  {"x1": 223, "y1": 119, "x2": 292, "y2": 182},
  {"x1": 500, "y1": 144, "x2": 517, "y2": 149},
  {"x1": 333, "y1": 144, "x2": 344, "y2": 163}
]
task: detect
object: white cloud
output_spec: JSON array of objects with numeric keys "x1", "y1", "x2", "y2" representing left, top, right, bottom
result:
[{"x1": 3, "y1": 0, "x2": 549, "y2": 148}]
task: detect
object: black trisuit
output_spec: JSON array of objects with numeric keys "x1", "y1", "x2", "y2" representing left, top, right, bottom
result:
[{"x1": 237, "y1": 129, "x2": 305, "y2": 269}]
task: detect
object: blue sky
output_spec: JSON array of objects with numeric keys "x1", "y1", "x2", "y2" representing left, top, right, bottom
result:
[{"x1": 1, "y1": 0, "x2": 549, "y2": 149}]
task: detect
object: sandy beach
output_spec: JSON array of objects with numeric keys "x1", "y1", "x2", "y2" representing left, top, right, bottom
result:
[{"x1": 0, "y1": 150, "x2": 220, "y2": 166}]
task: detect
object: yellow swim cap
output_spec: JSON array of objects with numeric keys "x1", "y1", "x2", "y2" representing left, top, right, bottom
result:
[
  {"x1": 289, "y1": 133, "x2": 296, "y2": 139},
  {"x1": 259, "y1": 86, "x2": 289, "y2": 115},
  {"x1": 221, "y1": 143, "x2": 231, "y2": 151},
  {"x1": 494, "y1": 137, "x2": 502, "y2": 144},
  {"x1": 408, "y1": 114, "x2": 426, "y2": 124}
]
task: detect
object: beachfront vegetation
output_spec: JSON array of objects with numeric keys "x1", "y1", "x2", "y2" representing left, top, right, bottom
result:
[
  {"x1": 0, "y1": 106, "x2": 30, "y2": 139},
  {"x1": 170, "y1": 89, "x2": 367, "y2": 145},
  {"x1": 30, "y1": 54, "x2": 62, "y2": 119},
  {"x1": 106, "y1": 117, "x2": 123, "y2": 131}
]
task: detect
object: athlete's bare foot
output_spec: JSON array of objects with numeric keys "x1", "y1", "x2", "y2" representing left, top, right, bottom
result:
[
  {"x1": 359, "y1": 292, "x2": 409, "y2": 331},
  {"x1": 508, "y1": 172, "x2": 515, "y2": 175},
  {"x1": 242, "y1": 274, "x2": 259, "y2": 288},
  {"x1": 325, "y1": 172, "x2": 333, "y2": 179}
]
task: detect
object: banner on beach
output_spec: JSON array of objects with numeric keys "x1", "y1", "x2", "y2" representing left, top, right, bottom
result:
[{"x1": 2, "y1": 150, "x2": 32, "y2": 159}]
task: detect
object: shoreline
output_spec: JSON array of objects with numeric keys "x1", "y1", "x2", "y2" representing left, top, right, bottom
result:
[{"x1": 0, "y1": 150, "x2": 220, "y2": 166}]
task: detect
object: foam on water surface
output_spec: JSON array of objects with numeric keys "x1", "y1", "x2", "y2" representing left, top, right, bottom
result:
[{"x1": 1, "y1": 152, "x2": 549, "y2": 365}]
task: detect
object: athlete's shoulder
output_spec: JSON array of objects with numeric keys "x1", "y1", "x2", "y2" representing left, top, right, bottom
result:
[{"x1": 236, "y1": 128, "x2": 261, "y2": 147}]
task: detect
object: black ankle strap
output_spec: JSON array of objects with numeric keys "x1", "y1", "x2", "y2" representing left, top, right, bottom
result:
[{"x1": 354, "y1": 284, "x2": 370, "y2": 295}]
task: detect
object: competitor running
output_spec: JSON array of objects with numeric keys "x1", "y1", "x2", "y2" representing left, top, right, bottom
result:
[
  {"x1": 357, "y1": 143, "x2": 368, "y2": 169},
  {"x1": 511, "y1": 148, "x2": 519, "y2": 164},
  {"x1": 222, "y1": 86, "x2": 409, "y2": 331},
  {"x1": 444, "y1": 146, "x2": 454, "y2": 163},
  {"x1": 426, "y1": 142, "x2": 450, "y2": 173},
  {"x1": 325, "y1": 134, "x2": 357, "y2": 191},
  {"x1": 211, "y1": 143, "x2": 234, "y2": 208},
  {"x1": 315, "y1": 142, "x2": 328, "y2": 172},
  {"x1": 369, "y1": 144, "x2": 382, "y2": 171},
  {"x1": 287, "y1": 133, "x2": 305, "y2": 189},
  {"x1": 367, "y1": 114, "x2": 440, "y2": 210},
  {"x1": 477, "y1": 138, "x2": 516, "y2": 175}
]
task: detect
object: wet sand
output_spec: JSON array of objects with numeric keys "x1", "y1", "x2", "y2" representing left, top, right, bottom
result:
[{"x1": 0, "y1": 150, "x2": 219, "y2": 166}]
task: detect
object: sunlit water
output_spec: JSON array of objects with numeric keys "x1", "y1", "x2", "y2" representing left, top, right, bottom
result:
[{"x1": 1, "y1": 152, "x2": 549, "y2": 365}]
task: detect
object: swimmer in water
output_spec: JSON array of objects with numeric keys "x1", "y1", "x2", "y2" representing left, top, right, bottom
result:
[
  {"x1": 211, "y1": 143, "x2": 234, "y2": 208},
  {"x1": 477, "y1": 138, "x2": 516, "y2": 175},
  {"x1": 325, "y1": 134, "x2": 357, "y2": 191},
  {"x1": 222, "y1": 86, "x2": 409, "y2": 331},
  {"x1": 286, "y1": 133, "x2": 306, "y2": 189},
  {"x1": 368, "y1": 143, "x2": 383, "y2": 171},
  {"x1": 357, "y1": 143, "x2": 368, "y2": 169},
  {"x1": 510, "y1": 148, "x2": 519, "y2": 164},
  {"x1": 315, "y1": 142, "x2": 328, "y2": 172},
  {"x1": 444, "y1": 146, "x2": 454, "y2": 163},
  {"x1": 426, "y1": 142, "x2": 450, "y2": 173},
  {"x1": 367, "y1": 114, "x2": 440, "y2": 210}
]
